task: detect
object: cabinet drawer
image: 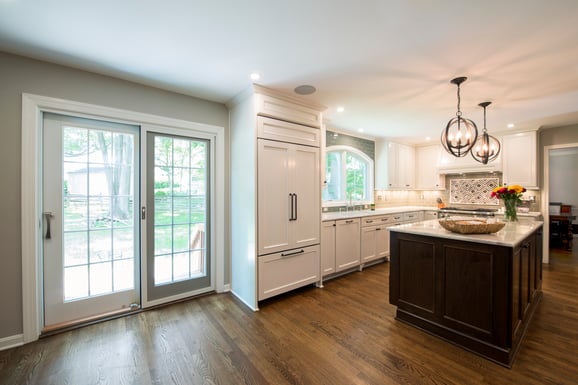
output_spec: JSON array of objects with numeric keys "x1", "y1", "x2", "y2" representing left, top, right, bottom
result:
[
  {"x1": 362, "y1": 215, "x2": 393, "y2": 227},
  {"x1": 255, "y1": 93, "x2": 322, "y2": 128},
  {"x1": 257, "y1": 116, "x2": 320, "y2": 147},
  {"x1": 258, "y1": 245, "x2": 320, "y2": 301},
  {"x1": 404, "y1": 211, "x2": 423, "y2": 222}
]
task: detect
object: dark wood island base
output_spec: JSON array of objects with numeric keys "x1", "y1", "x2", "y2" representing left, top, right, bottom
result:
[{"x1": 389, "y1": 224, "x2": 543, "y2": 367}]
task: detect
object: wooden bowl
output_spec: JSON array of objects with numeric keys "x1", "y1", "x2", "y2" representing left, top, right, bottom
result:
[{"x1": 438, "y1": 218, "x2": 506, "y2": 234}]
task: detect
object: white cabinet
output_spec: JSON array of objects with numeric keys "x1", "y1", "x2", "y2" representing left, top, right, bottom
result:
[
  {"x1": 229, "y1": 84, "x2": 324, "y2": 309},
  {"x1": 321, "y1": 221, "x2": 336, "y2": 276},
  {"x1": 258, "y1": 245, "x2": 320, "y2": 300},
  {"x1": 501, "y1": 131, "x2": 538, "y2": 189},
  {"x1": 438, "y1": 143, "x2": 502, "y2": 174},
  {"x1": 335, "y1": 218, "x2": 361, "y2": 272},
  {"x1": 258, "y1": 139, "x2": 320, "y2": 255},
  {"x1": 424, "y1": 210, "x2": 438, "y2": 220},
  {"x1": 321, "y1": 218, "x2": 361, "y2": 276},
  {"x1": 257, "y1": 116, "x2": 320, "y2": 147},
  {"x1": 255, "y1": 92, "x2": 323, "y2": 128},
  {"x1": 361, "y1": 215, "x2": 391, "y2": 264},
  {"x1": 416, "y1": 145, "x2": 445, "y2": 190},
  {"x1": 375, "y1": 140, "x2": 415, "y2": 189}
]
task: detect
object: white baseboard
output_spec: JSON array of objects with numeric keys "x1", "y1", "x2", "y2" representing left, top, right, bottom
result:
[
  {"x1": 218, "y1": 283, "x2": 231, "y2": 293},
  {"x1": 0, "y1": 334, "x2": 24, "y2": 351}
]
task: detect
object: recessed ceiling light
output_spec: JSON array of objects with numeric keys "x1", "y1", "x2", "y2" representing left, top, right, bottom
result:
[
  {"x1": 507, "y1": 123, "x2": 515, "y2": 128},
  {"x1": 337, "y1": 107, "x2": 345, "y2": 113},
  {"x1": 357, "y1": 128, "x2": 364, "y2": 133},
  {"x1": 250, "y1": 72, "x2": 261, "y2": 81},
  {"x1": 425, "y1": 136, "x2": 431, "y2": 141},
  {"x1": 294, "y1": 85, "x2": 316, "y2": 95}
]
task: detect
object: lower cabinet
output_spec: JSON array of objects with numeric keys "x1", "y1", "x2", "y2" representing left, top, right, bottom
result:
[
  {"x1": 321, "y1": 218, "x2": 361, "y2": 276},
  {"x1": 336, "y1": 218, "x2": 361, "y2": 272},
  {"x1": 361, "y1": 215, "x2": 392, "y2": 264},
  {"x1": 258, "y1": 245, "x2": 320, "y2": 301}
]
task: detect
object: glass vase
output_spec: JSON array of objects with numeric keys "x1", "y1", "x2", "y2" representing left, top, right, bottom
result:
[{"x1": 503, "y1": 199, "x2": 518, "y2": 222}]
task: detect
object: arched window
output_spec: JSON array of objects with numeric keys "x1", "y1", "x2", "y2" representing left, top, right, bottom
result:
[{"x1": 323, "y1": 145, "x2": 374, "y2": 205}]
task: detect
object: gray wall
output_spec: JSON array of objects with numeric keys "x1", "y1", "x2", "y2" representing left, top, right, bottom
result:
[{"x1": 0, "y1": 52, "x2": 230, "y2": 339}]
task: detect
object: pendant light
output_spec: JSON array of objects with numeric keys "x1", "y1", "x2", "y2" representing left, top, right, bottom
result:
[
  {"x1": 471, "y1": 101, "x2": 501, "y2": 164},
  {"x1": 441, "y1": 77, "x2": 478, "y2": 157}
]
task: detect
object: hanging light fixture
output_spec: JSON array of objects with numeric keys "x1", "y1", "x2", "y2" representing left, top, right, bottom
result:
[
  {"x1": 471, "y1": 101, "x2": 501, "y2": 164},
  {"x1": 441, "y1": 76, "x2": 478, "y2": 157}
]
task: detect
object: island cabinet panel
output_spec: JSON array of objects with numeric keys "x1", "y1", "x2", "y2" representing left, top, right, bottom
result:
[
  {"x1": 389, "y1": 228, "x2": 542, "y2": 367},
  {"x1": 396, "y1": 238, "x2": 436, "y2": 315}
]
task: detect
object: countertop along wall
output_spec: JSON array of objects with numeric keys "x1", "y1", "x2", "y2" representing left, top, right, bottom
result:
[{"x1": 0, "y1": 52, "x2": 230, "y2": 341}]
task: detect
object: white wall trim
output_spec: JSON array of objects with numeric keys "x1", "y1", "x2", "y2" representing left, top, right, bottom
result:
[
  {"x1": 0, "y1": 334, "x2": 24, "y2": 352},
  {"x1": 22, "y1": 93, "x2": 226, "y2": 344},
  {"x1": 542, "y1": 142, "x2": 578, "y2": 263}
]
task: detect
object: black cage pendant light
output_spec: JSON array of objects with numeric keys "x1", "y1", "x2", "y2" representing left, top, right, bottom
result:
[
  {"x1": 471, "y1": 101, "x2": 501, "y2": 164},
  {"x1": 441, "y1": 77, "x2": 478, "y2": 157}
]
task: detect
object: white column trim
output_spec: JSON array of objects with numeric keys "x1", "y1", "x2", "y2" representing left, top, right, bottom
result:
[{"x1": 542, "y1": 142, "x2": 578, "y2": 264}]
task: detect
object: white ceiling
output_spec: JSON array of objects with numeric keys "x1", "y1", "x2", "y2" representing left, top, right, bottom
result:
[{"x1": 2, "y1": 0, "x2": 578, "y2": 144}]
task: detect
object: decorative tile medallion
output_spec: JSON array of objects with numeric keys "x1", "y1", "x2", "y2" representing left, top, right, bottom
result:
[{"x1": 450, "y1": 177, "x2": 500, "y2": 205}]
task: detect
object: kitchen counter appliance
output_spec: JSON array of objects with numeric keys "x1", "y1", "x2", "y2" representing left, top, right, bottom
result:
[{"x1": 437, "y1": 207, "x2": 497, "y2": 219}]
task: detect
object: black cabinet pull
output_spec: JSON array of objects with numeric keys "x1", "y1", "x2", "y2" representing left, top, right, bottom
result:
[
  {"x1": 289, "y1": 194, "x2": 294, "y2": 221},
  {"x1": 281, "y1": 249, "x2": 305, "y2": 257},
  {"x1": 294, "y1": 193, "x2": 298, "y2": 221}
]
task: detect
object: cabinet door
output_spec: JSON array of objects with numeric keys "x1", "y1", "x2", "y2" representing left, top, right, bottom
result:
[
  {"x1": 361, "y1": 226, "x2": 378, "y2": 263},
  {"x1": 335, "y1": 219, "x2": 360, "y2": 271},
  {"x1": 398, "y1": 144, "x2": 415, "y2": 188},
  {"x1": 502, "y1": 131, "x2": 537, "y2": 188},
  {"x1": 258, "y1": 140, "x2": 292, "y2": 255},
  {"x1": 292, "y1": 144, "x2": 320, "y2": 248},
  {"x1": 376, "y1": 226, "x2": 390, "y2": 259},
  {"x1": 321, "y1": 221, "x2": 336, "y2": 276},
  {"x1": 258, "y1": 140, "x2": 320, "y2": 255},
  {"x1": 255, "y1": 93, "x2": 322, "y2": 128},
  {"x1": 257, "y1": 116, "x2": 320, "y2": 147},
  {"x1": 416, "y1": 145, "x2": 445, "y2": 189}
]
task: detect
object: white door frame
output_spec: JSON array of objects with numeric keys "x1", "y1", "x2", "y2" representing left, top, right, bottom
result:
[
  {"x1": 541, "y1": 142, "x2": 578, "y2": 263},
  {"x1": 21, "y1": 93, "x2": 226, "y2": 343}
]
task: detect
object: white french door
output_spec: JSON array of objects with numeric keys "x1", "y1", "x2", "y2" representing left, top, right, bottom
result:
[
  {"x1": 144, "y1": 131, "x2": 212, "y2": 302},
  {"x1": 42, "y1": 113, "x2": 140, "y2": 327}
]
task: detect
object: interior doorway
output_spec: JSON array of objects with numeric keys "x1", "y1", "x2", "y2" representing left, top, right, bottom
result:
[{"x1": 543, "y1": 143, "x2": 578, "y2": 262}]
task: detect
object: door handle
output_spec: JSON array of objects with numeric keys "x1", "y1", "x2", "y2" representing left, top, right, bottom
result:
[
  {"x1": 289, "y1": 193, "x2": 295, "y2": 221},
  {"x1": 293, "y1": 193, "x2": 298, "y2": 221},
  {"x1": 43, "y1": 212, "x2": 54, "y2": 239}
]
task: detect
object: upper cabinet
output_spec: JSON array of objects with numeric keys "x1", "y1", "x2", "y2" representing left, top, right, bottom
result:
[
  {"x1": 501, "y1": 130, "x2": 539, "y2": 189},
  {"x1": 416, "y1": 144, "x2": 445, "y2": 190},
  {"x1": 375, "y1": 140, "x2": 415, "y2": 189},
  {"x1": 255, "y1": 92, "x2": 323, "y2": 128},
  {"x1": 438, "y1": 143, "x2": 502, "y2": 174}
]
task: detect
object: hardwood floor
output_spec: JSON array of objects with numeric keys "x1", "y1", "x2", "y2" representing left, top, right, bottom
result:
[{"x1": 1, "y1": 247, "x2": 577, "y2": 385}]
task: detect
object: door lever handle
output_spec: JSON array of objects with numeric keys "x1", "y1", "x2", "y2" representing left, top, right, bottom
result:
[{"x1": 43, "y1": 212, "x2": 54, "y2": 239}]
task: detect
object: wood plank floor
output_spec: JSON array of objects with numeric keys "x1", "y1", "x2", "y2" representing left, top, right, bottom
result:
[{"x1": 1, "y1": 247, "x2": 577, "y2": 385}]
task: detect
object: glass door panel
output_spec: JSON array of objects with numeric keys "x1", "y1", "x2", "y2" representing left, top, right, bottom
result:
[
  {"x1": 146, "y1": 132, "x2": 211, "y2": 302},
  {"x1": 43, "y1": 113, "x2": 140, "y2": 327}
]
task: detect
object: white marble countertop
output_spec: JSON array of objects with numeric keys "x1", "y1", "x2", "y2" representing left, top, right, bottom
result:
[
  {"x1": 321, "y1": 206, "x2": 435, "y2": 221},
  {"x1": 388, "y1": 219, "x2": 543, "y2": 248},
  {"x1": 322, "y1": 206, "x2": 543, "y2": 222}
]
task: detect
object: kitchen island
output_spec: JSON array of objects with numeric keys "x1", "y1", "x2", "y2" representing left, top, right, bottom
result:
[{"x1": 388, "y1": 219, "x2": 543, "y2": 367}]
